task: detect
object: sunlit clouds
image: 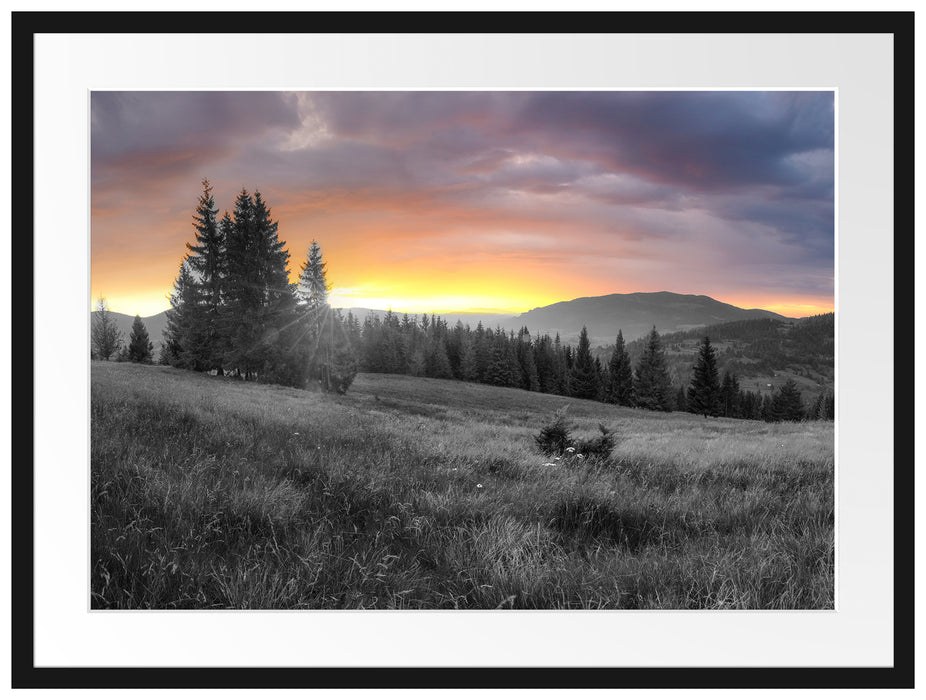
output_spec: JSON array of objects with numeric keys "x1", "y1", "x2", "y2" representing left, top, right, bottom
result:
[{"x1": 91, "y1": 91, "x2": 834, "y2": 318}]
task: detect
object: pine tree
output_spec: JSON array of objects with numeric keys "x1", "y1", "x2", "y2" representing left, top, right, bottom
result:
[
  {"x1": 91, "y1": 296, "x2": 122, "y2": 361},
  {"x1": 445, "y1": 321, "x2": 466, "y2": 378},
  {"x1": 515, "y1": 328, "x2": 540, "y2": 392},
  {"x1": 298, "y1": 240, "x2": 332, "y2": 307},
  {"x1": 634, "y1": 327, "x2": 673, "y2": 411},
  {"x1": 426, "y1": 338, "x2": 454, "y2": 379},
  {"x1": 162, "y1": 259, "x2": 207, "y2": 370},
  {"x1": 821, "y1": 389, "x2": 835, "y2": 420},
  {"x1": 185, "y1": 179, "x2": 225, "y2": 372},
  {"x1": 688, "y1": 336, "x2": 722, "y2": 417},
  {"x1": 552, "y1": 333, "x2": 568, "y2": 394},
  {"x1": 532, "y1": 334, "x2": 557, "y2": 394},
  {"x1": 485, "y1": 331, "x2": 515, "y2": 387},
  {"x1": 127, "y1": 314, "x2": 154, "y2": 363},
  {"x1": 720, "y1": 371, "x2": 740, "y2": 418},
  {"x1": 604, "y1": 329, "x2": 634, "y2": 406},
  {"x1": 760, "y1": 393, "x2": 774, "y2": 422},
  {"x1": 474, "y1": 322, "x2": 491, "y2": 382},
  {"x1": 220, "y1": 189, "x2": 295, "y2": 380},
  {"x1": 296, "y1": 241, "x2": 356, "y2": 392},
  {"x1": 221, "y1": 189, "x2": 260, "y2": 376},
  {"x1": 770, "y1": 378, "x2": 804, "y2": 422},
  {"x1": 320, "y1": 310, "x2": 358, "y2": 393},
  {"x1": 568, "y1": 326, "x2": 598, "y2": 399},
  {"x1": 459, "y1": 333, "x2": 478, "y2": 381}
]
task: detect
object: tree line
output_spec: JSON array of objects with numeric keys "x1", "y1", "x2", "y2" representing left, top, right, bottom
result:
[
  {"x1": 350, "y1": 316, "x2": 832, "y2": 422},
  {"x1": 92, "y1": 179, "x2": 833, "y2": 420}
]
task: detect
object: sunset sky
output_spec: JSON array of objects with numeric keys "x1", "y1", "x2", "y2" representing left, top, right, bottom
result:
[{"x1": 91, "y1": 91, "x2": 834, "y2": 318}]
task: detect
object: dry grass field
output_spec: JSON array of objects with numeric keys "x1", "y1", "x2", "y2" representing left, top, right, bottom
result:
[{"x1": 91, "y1": 361, "x2": 834, "y2": 609}]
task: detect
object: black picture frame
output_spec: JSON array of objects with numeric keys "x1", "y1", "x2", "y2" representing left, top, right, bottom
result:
[{"x1": 11, "y1": 10, "x2": 914, "y2": 690}]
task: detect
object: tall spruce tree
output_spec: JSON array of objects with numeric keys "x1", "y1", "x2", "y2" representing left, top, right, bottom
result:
[
  {"x1": 569, "y1": 326, "x2": 599, "y2": 399},
  {"x1": 605, "y1": 329, "x2": 634, "y2": 406},
  {"x1": 296, "y1": 240, "x2": 356, "y2": 392},
  {"x1": 221, "y1": 189, "x2": 259, "y2": 375},
  {"x1": 91, "y1": 296, "x2": 122, "y2": 360},
  {"x1": 185, "y1": 179, "x2": 225, "y2": 372},
  {"x1": 634, "y1": 326, "x2": 673, "y2": 411},
  {"x1": 127, "y1": 314, "x2": 154, "y2": 363},
  {"x1": 220, "y1": 189, "x2": 295, "y2": 380},
  {"x1": 688, "y1": 336, "x2": 722, "y2": 417}
]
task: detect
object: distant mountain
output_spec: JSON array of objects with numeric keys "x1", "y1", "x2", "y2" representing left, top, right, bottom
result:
[
  {"x1": 510, "y1": 292, "x2": 791, "y2": 345},
  {"x1": 90, "y1": 310, "x2": 169, "y2": 356}
]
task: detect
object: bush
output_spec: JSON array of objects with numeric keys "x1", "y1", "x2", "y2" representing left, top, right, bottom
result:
[
  {"x1": 535, "y1": 410, "x2": 617, "y2": 465},
  {"x1": 574, "y1": 423, "x2": 617, "y2": 461},
  {"x1": 534, "y1": 407, "x2": 574, "y2": 456}
]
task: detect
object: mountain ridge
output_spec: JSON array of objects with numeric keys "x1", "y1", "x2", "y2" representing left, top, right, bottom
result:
[
  {"x1": 509, "y1": 291, "x2": 792, "y2": 345},
  {"x1": 91, "y1": 291, "x2": 805, "y2": 353}
]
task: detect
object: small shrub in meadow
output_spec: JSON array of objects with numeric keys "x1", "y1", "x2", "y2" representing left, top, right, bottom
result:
[
  {"x1": 574, "y1": 423, "x2": 617, "y2": 461},
  {"x1": 534, "y1": 407, "x2": 574, "y2": 456}
]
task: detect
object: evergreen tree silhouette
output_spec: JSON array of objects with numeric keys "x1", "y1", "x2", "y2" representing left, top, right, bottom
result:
[
  {"x1": 91, "y1": 296, "x2": 123, "y2": 361},
  {"x1": 185, "y1": 179, "x2": 225, "y2": 372},
  {"x1": 568, "y1": 327, "x2": 598, "y2": 399},
  {"x1": 127, "y1": 314, "x2": 154, "y2": 363},
  {"x1": 634, "y1": 327, "x2": 673, "y2": 411},
  {"x1": 604, "y1": 329, "x2": 634, "y2": 406},
  {"x1": 770, "y1": 378, "x2": 804, "y2": 422},
  {"x1": 688, "y1": 336, "x2": 722, "y2": 417},
  {"x1": 720, "y1": 371, "x2": 740, "y2": 418}
]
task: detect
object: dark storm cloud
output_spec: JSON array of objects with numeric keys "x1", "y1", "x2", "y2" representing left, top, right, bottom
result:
[{"x1": 510, "y1": 91, "x2": 833, "y2": 191}]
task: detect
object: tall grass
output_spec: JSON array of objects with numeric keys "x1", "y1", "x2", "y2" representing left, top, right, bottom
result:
[{"x1": 91, "y1": 362, "x2": 834, "y2": 609}]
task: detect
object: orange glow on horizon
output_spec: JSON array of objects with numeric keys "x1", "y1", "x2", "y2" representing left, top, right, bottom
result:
[{"x1": 93, "y1": 276, "x2": 834, "y2": 322}]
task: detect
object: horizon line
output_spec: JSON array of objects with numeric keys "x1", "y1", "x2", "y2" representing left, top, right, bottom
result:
[{"x1": 91, "y1": 289, "x2": 836, "y2": 321}]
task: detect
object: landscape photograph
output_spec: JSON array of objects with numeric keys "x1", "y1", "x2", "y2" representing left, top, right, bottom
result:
[{"x1": 90, "y1": 90, "x2": 835, "y2": 610}]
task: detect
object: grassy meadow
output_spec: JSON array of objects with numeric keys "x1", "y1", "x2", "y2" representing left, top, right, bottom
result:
[{"x1": 91, "y1": 361, "x2": 834, "y2": 609}]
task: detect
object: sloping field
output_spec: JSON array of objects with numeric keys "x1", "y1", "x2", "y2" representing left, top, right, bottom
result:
[{"x1": 91, "y1": 362, "x2": 834, "y2": 609}]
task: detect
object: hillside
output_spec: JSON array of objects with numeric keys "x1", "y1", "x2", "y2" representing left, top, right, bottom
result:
[
  {"x1": 510, "y1": 291, "x2": 790, "y2": 345},
  {"x1": 596, "y1": 313, "x2": 835, "y2": 400},
  {"x1": 91, "y1": 362, "x2": 833, "y2": 609}
]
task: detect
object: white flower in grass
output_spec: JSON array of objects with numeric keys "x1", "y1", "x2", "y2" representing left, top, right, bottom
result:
[
  {"x1": 566, "y1": 447, "x2": 576, "y2": 453},
  {"x1": 576, "y1": 454, "x2": 584, "y2": 460},
  {"x1": 543, "y1": 463, "x2": 555, "y2": 467},
  {"x1": 476, "y1": 483, "x2": 484, "y2": 489}
]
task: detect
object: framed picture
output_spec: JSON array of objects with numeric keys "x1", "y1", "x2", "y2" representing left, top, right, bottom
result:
[{"x1": 12, "y1": 8, "x2": 913, "y2": 690}]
